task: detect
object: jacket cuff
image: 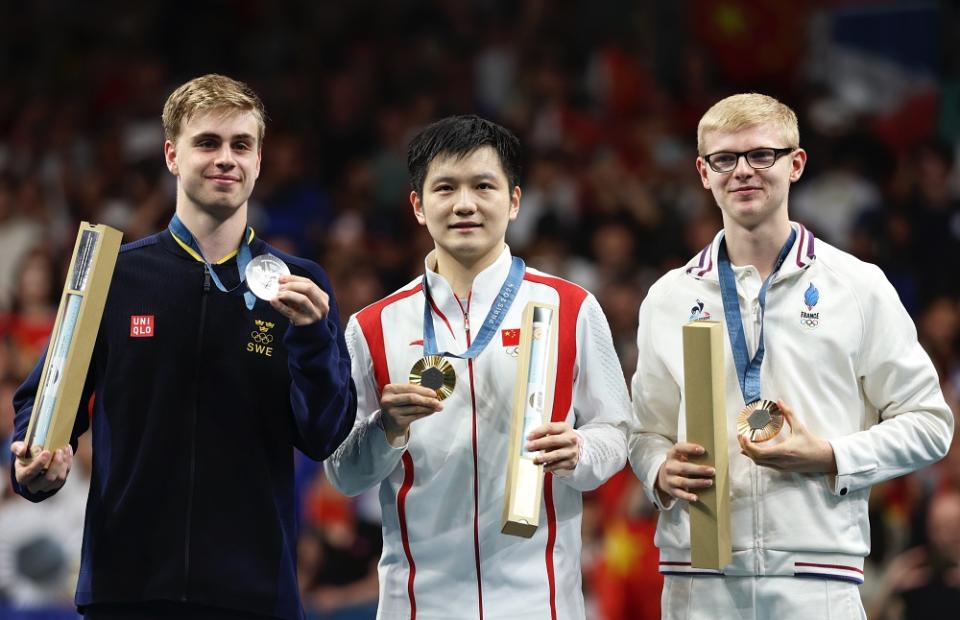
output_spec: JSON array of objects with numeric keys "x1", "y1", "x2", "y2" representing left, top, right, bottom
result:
[
  {"x1": 642, "y1": 454, "x2": 678, "y2": 511},
  {"x1": 827, "y1": 436, "x2": 877, "y2": 496},
  {"x1": 286, "y1": 315, "x2": 336, "y2": 348}
]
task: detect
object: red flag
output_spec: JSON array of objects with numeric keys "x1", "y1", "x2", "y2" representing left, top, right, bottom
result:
[{"x1": 501, "y1": 328, "x2": 520, "y2": 347}]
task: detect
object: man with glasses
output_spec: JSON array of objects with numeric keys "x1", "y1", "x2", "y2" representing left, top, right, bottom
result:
[{"x1": 629, "y1": 93, "x2": 953, "y2": 619}]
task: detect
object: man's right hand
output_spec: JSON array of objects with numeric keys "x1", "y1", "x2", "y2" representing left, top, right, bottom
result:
[
  {"x1": 11, "y1": 441, "x2": 73, "y2": 494},
  {"x1": 380, "y1": 383, "x2": 443, "y2": 445},
  {"x1": 655, "y1": 441, "x2": 715, "y2": 503}
]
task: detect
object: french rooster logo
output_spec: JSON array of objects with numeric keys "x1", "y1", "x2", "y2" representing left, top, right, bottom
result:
[{"x1": 689, "y1": 299, "x2": 711, "y2": 321}]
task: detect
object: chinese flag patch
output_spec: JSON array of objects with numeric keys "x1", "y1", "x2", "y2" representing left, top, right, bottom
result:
[
  {"x1": 130, "y1": 315, "x2": 155, "y2": 337},
  {"x1": 501, "y1": 328, "x2": 520, "y2": 347}
]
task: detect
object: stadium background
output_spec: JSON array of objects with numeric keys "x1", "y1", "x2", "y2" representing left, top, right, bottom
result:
[{"x1": 0, "y1": 1, "x2": 958, "y2": 618}]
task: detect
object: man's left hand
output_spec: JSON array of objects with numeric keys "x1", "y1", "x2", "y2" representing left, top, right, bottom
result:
[
  {"x1": 739, "y1": 400, "x2": 837, "y2": 473},
  {"x1": 271, "y1": 275, "x2": 329, "y2": 326},
  {"x1": 526, "y1": 422, "x2": 581, "y2": 474}
]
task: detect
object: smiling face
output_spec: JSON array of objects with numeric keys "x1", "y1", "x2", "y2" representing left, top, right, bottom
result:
[
  {"x1": 164, "y1": 106, "x2": 262, "y2": 220},
  {"x1": 410, "y1": 145, "x2": 520, "y2": 271},
  {"x1": 696, "y1": 123, "x2": 806, "y2": 232}
]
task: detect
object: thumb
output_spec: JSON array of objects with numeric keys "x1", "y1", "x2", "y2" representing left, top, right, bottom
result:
[
  {"x1": 10, "y1": 441, "x2": 25, "y2": 457},
  {"x1": 777, "y1": 400, "x2": 801, "y2": 433}
]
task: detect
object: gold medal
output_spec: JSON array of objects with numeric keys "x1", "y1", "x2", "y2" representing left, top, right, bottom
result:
[
  {"x1": 737, "y1": 399, "x2": 783, "y2": 442},
  {"x1": 409, "y1": 355, "x2": 456, "y2": 401}
]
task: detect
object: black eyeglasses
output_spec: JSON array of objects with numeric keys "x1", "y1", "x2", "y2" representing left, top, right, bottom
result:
[{"x1": 703, "y1": 147, "x2": 796, "y2": 173}]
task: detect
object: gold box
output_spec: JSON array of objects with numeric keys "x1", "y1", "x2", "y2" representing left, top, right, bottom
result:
[
  {"x1": 682, "y1": 321, "x2": 731, "y2": 569},
  {"x1": 21, "y1": 222, "x2": 122, "y2": 460},
  {"x1": 501, "y1": 302, "x2": 559, "y2": 538}
]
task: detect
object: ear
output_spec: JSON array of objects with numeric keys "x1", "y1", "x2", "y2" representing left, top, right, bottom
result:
[
  {"x1": 789, "y1": 148, "x2": 807, "y2": 183},
  {"x1": 695, "y1": 157, "x2": 711, "y2": 189},
  {"x1": 410, "y1": 190, "x2": 426, "y2": 226},
  {"x1": 508, "y1": 186, "x2": 521, "y2": 221},
  {"x1": 164, "y1": 140, "x2": 179, "y2": 176}
]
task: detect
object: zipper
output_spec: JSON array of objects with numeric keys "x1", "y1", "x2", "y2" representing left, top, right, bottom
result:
[
  {"x1": 750, "y1": 292, "x2": 763, "y2": 573},
  {"x1": 460, "y1": 295, "x2": 484, "y2": 619},
  {"x1": 182, "y1": 264, "x2": 210, "y2": 599}
]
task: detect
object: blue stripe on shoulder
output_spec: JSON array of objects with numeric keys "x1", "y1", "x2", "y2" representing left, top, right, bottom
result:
[{"x1": 119, "y1": 233, "x2": 160, "y2": 254}]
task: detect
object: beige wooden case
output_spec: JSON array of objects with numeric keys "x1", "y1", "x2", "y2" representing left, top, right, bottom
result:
[
  {"x1": 682, "y1": 321, "x2": 731, "y2": 569},
  {"x1": 501, "y1": 302, "x2": 559, "y2": 538},
  {"x1": 21, "y1": 222, "x2": 122, "y2": 461}
]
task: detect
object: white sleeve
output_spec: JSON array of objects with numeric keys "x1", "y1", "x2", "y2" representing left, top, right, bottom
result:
[
  {"x1": 555, "y1": 294, "x2": 631, "y2": 491},
  {"x1": 323, "y1": 316, "x2": 406, "y2": 497},
  {"x1": 628, "y1": 281, "x2": 682, "y2": 511},
  {"x1": 827, "y1": 267, "x2": 954, "y2": 496}
]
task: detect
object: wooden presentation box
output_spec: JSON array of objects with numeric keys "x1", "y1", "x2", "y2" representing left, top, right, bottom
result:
[
  {"x1": 682, "y1": 321, "x2": 731, "y2": 569},
  {"x1": 501, "y1": 302, "x2": 559, "y2": 538},
  {"x1": 22, "y1": 222, "x2": 122, "y2": 460}
]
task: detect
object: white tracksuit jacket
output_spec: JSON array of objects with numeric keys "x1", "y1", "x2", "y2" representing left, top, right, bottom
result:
[
  {"x1": 325, "y1": 248, "x2": 631, "y2": 619},
  {"x1": 630, "y1": 223, "x2": 954, "y2": 583}
]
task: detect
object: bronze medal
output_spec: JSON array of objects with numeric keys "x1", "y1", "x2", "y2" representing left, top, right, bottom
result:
[
  {"x1": 409, "y1": 355, "x2": 456, "y2": 401},
  {"x1": 736, "y1": 399, "x2": 783, "y2": 442}
]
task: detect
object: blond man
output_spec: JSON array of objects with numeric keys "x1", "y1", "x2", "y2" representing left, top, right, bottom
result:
[
  {"x1": 10, "y1": 74, "x2": 356, "y2": 619},
  {"x1": 629, "y1": 93, "x2": 953, "y2": 619}
]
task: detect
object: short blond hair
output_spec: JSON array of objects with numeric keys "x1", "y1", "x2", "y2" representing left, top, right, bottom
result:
[
  {"x1": 162, "y1": 74, "x2": 266, "y2": 145},
  {"x1": 697, "y1": 93, "x2": 798, "y2": 155}
]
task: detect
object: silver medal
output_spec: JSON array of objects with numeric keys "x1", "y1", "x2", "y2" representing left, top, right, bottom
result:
[{"x1": 245, "y1": 254, "x2": 290, "y2": 300}]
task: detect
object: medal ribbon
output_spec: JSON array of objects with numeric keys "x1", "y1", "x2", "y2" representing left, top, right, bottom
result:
[
  {"x1": 422, "y1": 256, "x2": 525, "y2": 359},
  {"x1": 717, "y1": 229, "x2": 796, "y2": 404},
  {"x1": 169, "y1": 214, "x2": 257, "y2": 310}
]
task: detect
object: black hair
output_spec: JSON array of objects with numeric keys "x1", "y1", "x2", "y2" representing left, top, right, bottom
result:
[{"x1": 406, "y1": 114, "x2": 521, "y2": 196}]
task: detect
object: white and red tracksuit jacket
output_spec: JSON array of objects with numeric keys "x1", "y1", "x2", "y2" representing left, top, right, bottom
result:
[
  {"x1": 326, "y1": 248, "x2": 631, "y2": 620},
  {"x1": 630, "y1": 223, "x2": 954, "y2": 583}
]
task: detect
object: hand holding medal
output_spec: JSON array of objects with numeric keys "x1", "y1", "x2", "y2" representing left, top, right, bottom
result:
[
  {"x1": 738, "y1": 400, "x2": 838, "y2": 473},
  {"x1": 247, "y1": 254, "x2": 329, "y2": 326}
]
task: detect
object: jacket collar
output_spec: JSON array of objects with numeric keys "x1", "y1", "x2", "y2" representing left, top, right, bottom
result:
[
  {"x1": 423, "y1": 246, "x2": 515, "y2": 322},
  {"x1": 166, "y1": 226, "x2": 257, "y2": 264},
  {"x1": 684, "y1": 222, "x2": 816, "y2": 284}
]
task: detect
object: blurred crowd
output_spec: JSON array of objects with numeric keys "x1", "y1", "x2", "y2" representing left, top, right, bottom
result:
[{"x1": 0, "y1": 1, "x2": 958, "y2": 618}]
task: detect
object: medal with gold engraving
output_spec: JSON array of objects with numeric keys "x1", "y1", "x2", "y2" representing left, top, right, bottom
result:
[{"x1": 409, "y1": 355, "x2": 456, "y2": 401}]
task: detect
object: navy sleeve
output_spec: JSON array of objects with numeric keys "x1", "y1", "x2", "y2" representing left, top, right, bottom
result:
[
  {"x1": 10, "y1": 349, "x2": 92, "y2": 502},
  {"x1": 283, "y1": 265, "x2": 358, "y2": 461}
]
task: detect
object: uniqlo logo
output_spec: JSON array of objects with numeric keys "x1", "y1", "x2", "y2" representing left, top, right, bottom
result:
[
  {"x1": 130, "y1": 315, "x2": 155, "y2": 338},
  {"x1": 501, "y1": 328, "x2": 520, "y2": 347}
]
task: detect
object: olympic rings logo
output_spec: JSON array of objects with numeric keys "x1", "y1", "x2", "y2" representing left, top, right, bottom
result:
[
  {"x1": 800, "y1": 318, "x2": 819, "y2": 329},
  {"x1": 250, "y1": 331, "x2": 275, "y2": 344}
]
